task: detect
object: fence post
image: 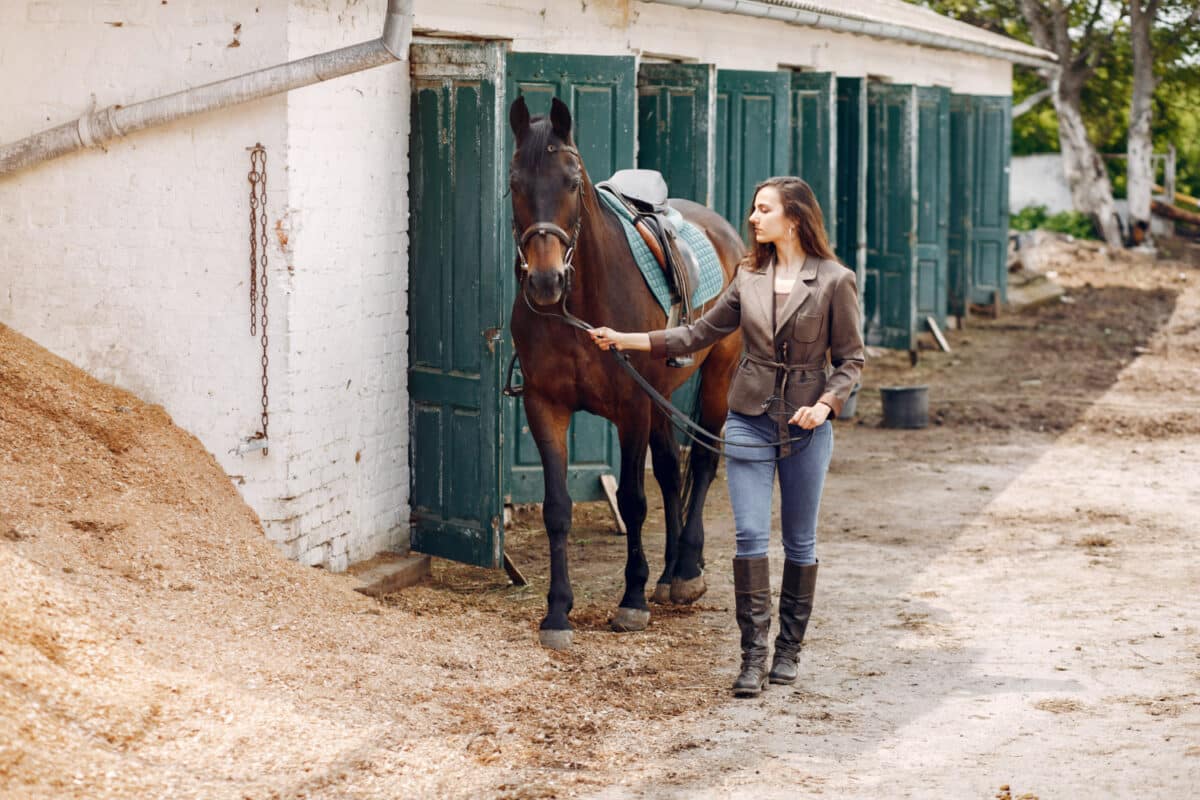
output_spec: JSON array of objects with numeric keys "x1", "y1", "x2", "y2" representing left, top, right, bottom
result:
[{"x1": 1166, "y1": 144, "x2": 1177, "y2": 204}]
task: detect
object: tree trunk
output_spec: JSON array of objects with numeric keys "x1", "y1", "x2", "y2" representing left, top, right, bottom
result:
[
  {"x1": 1018, "y1": 0, "x2": 1124, "y2": 250},
  {"x1": 1128, "y1": 0, "x2": 1158, "y2": 247},
  {"x1": 1053, "y1": 81, "x2": 1124, "y2": 248}
]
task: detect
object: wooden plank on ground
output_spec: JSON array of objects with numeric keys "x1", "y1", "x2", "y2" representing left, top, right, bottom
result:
[
  {"x1": 503, "y1": 553, "x2": 528, "y2": 587},
  {"x1": 927, "y1": 315, "x2": 952, "y2": 353},
  {"x1": 353, "y1": 554, "x2": 431, "y2": 597},
  {"x1": 599, "y1": 473, "x2": 626, "y2": 535}
]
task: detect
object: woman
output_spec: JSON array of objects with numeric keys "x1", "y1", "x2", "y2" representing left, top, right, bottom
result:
[{"x1": 588, "y1": 176, "x2": 865, "y2": 697}]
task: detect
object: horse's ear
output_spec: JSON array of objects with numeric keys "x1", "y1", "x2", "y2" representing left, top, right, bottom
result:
[
  {"x1": 509, "y1": 96, "x2": 531, "y2": 143},
  {"x1": 550, "y1": 97, "x2": 573, "y2": 143}
]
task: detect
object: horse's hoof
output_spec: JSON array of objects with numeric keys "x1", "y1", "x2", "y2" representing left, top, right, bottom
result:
[
  {"x1": 538, "y1": 629, "x2": 574, "y2": 650},
  {"x1": 670, "y1": 575, "x2": 707, "y2": 605},
  {"x1": 610, "y1": 607, "x2": 651, "y2": 632},
  {"x1": 650, "y1": 583, "x2": 673, "y2": 605}
]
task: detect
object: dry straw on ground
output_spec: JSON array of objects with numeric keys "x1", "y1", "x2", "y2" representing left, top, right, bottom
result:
[{"x1": 0, "y1": 324, "x2": 729, "y2": 799}]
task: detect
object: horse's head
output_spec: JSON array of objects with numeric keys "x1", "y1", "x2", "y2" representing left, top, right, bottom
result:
[{"x1": 509, "y1": 95, "x2": 584, "y2": 306}]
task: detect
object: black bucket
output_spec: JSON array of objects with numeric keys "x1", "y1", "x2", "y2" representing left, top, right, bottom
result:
[
  {"x1": 880, "y1": 385, "x2": 929, "y2": 429},
  {"x1": 839, "y1": 383, "x2": 861, "y2": 420}
]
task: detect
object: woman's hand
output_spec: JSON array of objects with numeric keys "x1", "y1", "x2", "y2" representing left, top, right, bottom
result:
[
  {"x1": 587, "y1": 326, "x2": 624, "y2": 350},
  {"x1": 588, "y1": 327, "x2": 651, "y2": 352},
  {"x1": 789, "y1": 402, "x2": 831, "y2": 430}
]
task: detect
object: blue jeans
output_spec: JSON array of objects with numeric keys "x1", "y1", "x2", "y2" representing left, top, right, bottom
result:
[{"x1": 724, "y1": 411, "x2": 834, "y2": 565}]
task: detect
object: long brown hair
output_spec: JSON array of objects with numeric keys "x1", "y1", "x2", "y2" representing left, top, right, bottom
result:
[{"x1": 741, "y1": 176, "x2": 837, "y2": 272}]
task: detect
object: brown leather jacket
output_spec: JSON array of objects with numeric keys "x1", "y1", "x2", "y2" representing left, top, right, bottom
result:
[{"x1": 648, "y1": 255, "x2": 865, "y2": 418}]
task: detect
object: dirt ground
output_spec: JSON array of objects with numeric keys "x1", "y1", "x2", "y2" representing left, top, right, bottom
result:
[{"x1": 2, "y1": 238, "x2": 1199, "y2": 799}]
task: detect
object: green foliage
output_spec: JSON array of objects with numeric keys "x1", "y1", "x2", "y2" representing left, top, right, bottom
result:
[
  {"x1": 1011, "y1": 205, "x2": 1100, "y2": 239},
  {"x1": 1158, "y1": 78, "x2": 1200, "y2": 202},
  {"x1": 1045, "y1": 211, "x2": 1102, "y2": 240},
  {"x1": 1012, "y1": 67, "x2": 1058, "y2": 155},
  {"x1": 1084, "y1": 31, "x2": 1134, "y2": 152},
  {"x1": 1010, "y1": 205, "x2": 1049, "y2": 231},
  {"x1": 908, "y1": 1, "x2": 1200, "y2": 198}
]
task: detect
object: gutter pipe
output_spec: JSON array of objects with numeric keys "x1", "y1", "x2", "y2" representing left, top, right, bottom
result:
[
  {"x1": 645, "y1": 0, "x2": 1060, "y2": 71},
  {"x1": 0, "y1": 0, "x2": 413, "y2": 178}
]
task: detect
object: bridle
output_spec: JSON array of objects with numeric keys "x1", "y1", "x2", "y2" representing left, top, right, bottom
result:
[
  {"x1": 511, "y1": 144, "x2": 584, "y2": 296},
  {"x1": 505, "y1": 144, "x2": 815, "y2": 463}
]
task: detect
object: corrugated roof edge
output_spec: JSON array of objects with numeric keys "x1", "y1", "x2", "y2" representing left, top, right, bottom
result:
[{"x1": 645, "y1": 0, "x2": 1058, "y2": 70}]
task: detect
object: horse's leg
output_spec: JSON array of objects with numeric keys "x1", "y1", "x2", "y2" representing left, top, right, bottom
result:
[
  {"x1": 648, "y1": 413, "x2": 684, "y2": 606},
  {"x1": 610, "y1": 403, "x2": 654, "y2": 632},
  {"x1": 670, "y1": 339, "x2": 738, "y2": 604},
  {"x1": 525, "y1": 396, "x2": 576, "y2": 650}
]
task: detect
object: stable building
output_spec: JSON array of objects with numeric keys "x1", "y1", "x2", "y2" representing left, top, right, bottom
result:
[{"x1": 0, "y1": 0, "x2": 1054, "y2": 573}]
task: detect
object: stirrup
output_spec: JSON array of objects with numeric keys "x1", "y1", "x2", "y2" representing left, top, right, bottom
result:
[{"x1": 665, "y1": 302, "x2": 694, "y2": 368}]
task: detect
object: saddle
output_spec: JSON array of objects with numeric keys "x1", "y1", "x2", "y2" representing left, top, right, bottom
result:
[{"x1": 596, "y1": 169, "x2": 701, "y2": 368}]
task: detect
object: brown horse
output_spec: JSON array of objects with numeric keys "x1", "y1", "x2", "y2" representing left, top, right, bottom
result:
[{"x1": 508, "y1": 96, "x2": 743, "y2": 649}]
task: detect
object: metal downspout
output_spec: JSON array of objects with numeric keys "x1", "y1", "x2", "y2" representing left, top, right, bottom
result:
[
  {"x1": 0, "y1": 0, "x2": 414, "y2": 178},
  {"x1": 644, "y1": 0, "x2": 1059, "y2": 71}
]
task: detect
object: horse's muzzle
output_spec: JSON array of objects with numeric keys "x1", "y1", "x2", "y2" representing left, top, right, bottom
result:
[{"x1": 526, "y1": 267, "x2": 567, "y2": 306}]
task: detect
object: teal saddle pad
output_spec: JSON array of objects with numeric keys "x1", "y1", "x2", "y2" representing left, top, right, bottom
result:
[{"x1": 596, "y1": 188, "x2": 725, "y2": 315}]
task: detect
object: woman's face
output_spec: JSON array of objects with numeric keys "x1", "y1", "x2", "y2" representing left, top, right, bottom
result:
[{"x1": 748, "y1": 186, "x2": 791, "y2": 245}]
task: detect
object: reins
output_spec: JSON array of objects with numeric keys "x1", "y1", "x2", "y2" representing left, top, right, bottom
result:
[{"x1": 508, "y1": 284, "x2": 817, "y2": 464}]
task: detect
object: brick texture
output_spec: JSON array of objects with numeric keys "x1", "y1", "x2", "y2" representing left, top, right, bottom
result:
[{"x1": 0, "y1": 0, "x2": 410, "y2": 571}]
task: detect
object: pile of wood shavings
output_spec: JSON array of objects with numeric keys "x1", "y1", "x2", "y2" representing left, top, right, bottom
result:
[{"x1": 0, "y1": 323, "x2": 731, "y2": 799}]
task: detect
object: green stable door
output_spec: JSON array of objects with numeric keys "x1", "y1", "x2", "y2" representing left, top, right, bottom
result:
[
  {"x1": 865, "y1": 82, "x2": 919, "y2": 351},
  {"x1": 637, "y1": 62, "x2": 713, "y2": 206},
  {"x1": 948, "y1": 94, "x2": 1012, "y2": 317},
  {"x1": 948, "y1": 93, "x2": 975, "y2": 319},
  {"x1": 503, "y1": 52, "x2": 637, "y2": 503},
  {"x1": 790, "y1": 71, "x2": 837, "y2": 246},
  {"x1": 715, "y1": 69, "x2": 790, "y2": 231},
  {"x1": 407, "y1": 43, "x2": 507, "y2": 568},
  {"x1": 970, "y1": 96, "x2": 1012, "y2": 307},
  {"x1": 836, "y1": 77, "x2": 868, "y2": 312},
  {"x1": 916, "y1": 86, "x2": 950, "y2": 329}
]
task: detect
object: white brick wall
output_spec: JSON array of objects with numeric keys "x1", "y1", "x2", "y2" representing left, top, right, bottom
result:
[
  {"x1": 277, "y1": 2, "x2": 410, "y2": 571},
  {"x1": 0, "y1": 0, "x2": 410, "y2": 571}
]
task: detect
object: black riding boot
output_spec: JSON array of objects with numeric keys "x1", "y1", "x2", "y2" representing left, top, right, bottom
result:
[
  {"x1": 731, "y1": 556, "x2": 771, "y2": 697},
  {"x1": 769, "y1": 560, "x2": 818, "y2": 685}
]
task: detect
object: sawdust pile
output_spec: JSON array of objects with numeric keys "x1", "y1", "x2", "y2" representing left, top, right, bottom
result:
[
  {"x1": 0, "y1": 323, "x2": 730, "y2": 799},
  {"x1": 0, "y1": 323, "x2": 374, "y2": 796}
]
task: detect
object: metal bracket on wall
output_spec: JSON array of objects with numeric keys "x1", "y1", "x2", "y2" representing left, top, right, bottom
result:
[{"x1": 233, "y1": 435, "x2": 270, "y2": 456}]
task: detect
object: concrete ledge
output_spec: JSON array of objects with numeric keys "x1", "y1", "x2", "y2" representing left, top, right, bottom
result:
[{"x1": 349, "y1": 552, "x2": 431, "y2": 597}]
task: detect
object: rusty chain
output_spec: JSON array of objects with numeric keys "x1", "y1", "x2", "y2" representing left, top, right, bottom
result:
[{"x1": 248, "y1": 144, "x2": 270, "y2": 454}]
